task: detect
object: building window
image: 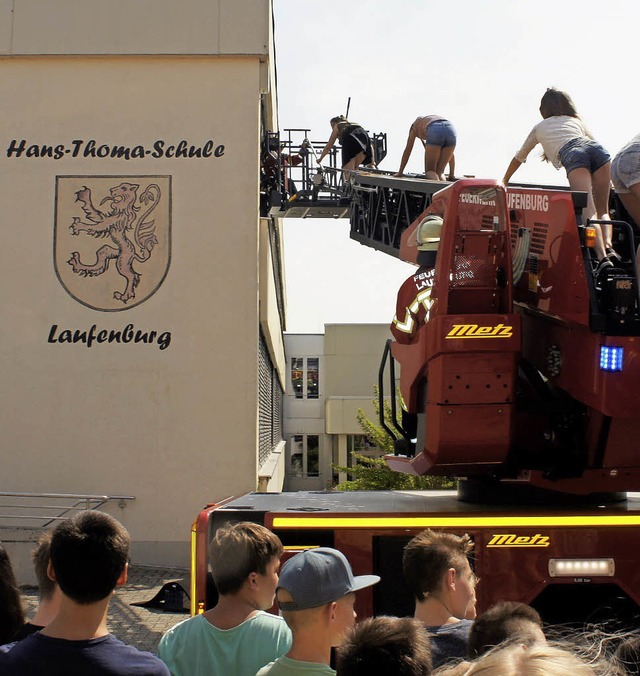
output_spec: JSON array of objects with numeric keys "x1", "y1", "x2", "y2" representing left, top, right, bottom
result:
[
  {"x1": 306, "y1": 358, "x2": 319, "y2": 399},
  {"x1": 290, "y1": 357, "x2": 320, "y2": 399},
  {"x1": 347, "y1": 434, "x2": 383, "y2": 459},
  {"x1": 290, "y1": 434, "x2": 320, "y2": 477},
  {"x1": 259, "y1": 332, "x2": 284, "y2": 468}
]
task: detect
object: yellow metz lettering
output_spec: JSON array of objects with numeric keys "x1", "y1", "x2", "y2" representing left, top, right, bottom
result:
[
  {"x1": 487, "y1": 533, "x2": 550, "y2": 548},
  {"x1": 446, "y1": 323, "x2": 513, "y2": 339}
]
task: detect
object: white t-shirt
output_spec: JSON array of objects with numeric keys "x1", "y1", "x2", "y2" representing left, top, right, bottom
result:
[{"x1": 515, "y1": 115, "x2": 592, "y2": 169}]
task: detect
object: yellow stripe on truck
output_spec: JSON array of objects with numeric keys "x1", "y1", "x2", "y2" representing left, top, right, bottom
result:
[{"x1": 271, "y1": 515, "x2": 640, "y2": 529}]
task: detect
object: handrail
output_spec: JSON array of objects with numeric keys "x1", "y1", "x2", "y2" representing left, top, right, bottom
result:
[
  {"x1": 0, "y1": 492, "x2": 135, "y2": 528},
  {"x1": 378, "y1": 339, "x2": 411, "y2": 450}
]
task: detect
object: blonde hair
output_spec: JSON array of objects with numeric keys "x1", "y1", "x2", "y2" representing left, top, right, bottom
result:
[
  {"x1": 209, "y1": 521, "x2": 283, "y2": 595},
  {"x1": 443, "y1": 643, "x2": 598, "y2": 675}
]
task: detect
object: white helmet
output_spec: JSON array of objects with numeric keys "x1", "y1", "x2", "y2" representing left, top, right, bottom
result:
[{"x1": 416, "y1": 215, "x2": 443, "y2": 251}]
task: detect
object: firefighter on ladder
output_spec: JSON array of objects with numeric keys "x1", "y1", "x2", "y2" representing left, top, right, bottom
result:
[{"x1": 391, "y1": 215, "x2": 443, "y2": 344}]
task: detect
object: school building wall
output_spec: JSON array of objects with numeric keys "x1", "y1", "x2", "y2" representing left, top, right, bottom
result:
[{"x1": 0, "y1": 0, "x2": 285, "y2": 570}]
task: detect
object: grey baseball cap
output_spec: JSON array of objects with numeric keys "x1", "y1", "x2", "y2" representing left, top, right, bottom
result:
[{"x1": 276, "y1": 547, "x2": 380, "y2": 611}]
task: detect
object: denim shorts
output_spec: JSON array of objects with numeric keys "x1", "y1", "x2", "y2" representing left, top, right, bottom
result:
[
  {"x1": 425, "y1": 120, "x2": 457, "y2": 148},
  {"x1": 611, "y1": 141, "x2": 640, "y2": 193},
  {"x1": 558, "y1": 137, "x2": 610, "y2": 175}
]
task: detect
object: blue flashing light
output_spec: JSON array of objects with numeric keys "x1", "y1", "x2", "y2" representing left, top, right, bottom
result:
[{"x1": 599, "y1": 346, "x2": 624, "y2": 372}]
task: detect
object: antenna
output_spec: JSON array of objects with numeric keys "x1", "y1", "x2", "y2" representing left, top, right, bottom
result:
[{"x1": 345, "y1": 97, "x2": 351, "y2": 119}]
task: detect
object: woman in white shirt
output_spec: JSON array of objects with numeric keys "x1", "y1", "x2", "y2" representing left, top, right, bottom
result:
[{"x1": 503, "y1": 88, "x2": 613, "y2": 268}]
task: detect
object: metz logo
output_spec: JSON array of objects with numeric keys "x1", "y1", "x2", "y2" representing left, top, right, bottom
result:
[
  {"x1": 487, "y1": 534, "x2": 550, "y2": 548},
  {"x1": 446, "y1": 323, "x2": 513, "y2": 339}
]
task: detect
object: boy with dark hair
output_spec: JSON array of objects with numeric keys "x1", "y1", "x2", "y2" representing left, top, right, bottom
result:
[
  {"x1": 12, "y1": 531, "x2": 62, "y2": 640},
  {"x1": 337, "y1": 615, "x2": 432, "y2": 676},
  {"x1": 158, "y1": 521, "x2": 291, "y2": 676},
  {"x1": 467, "y1": 601, "x2": 546, "y2": 658},
  {"x1": 257, "y1": 547, "x2": 380, "y2": 676},
  {"x1": 615, "y1": 634, "x2": 640, "y2": 675},
  {"x1": 467, "y1": 601, "x2": 547, "y2": 660},
  {"x1": 403, "y1": 529, "x2": 477, "y2": 670},
  {"x1": 0, "y1": 511, "x2": 169, "y2": 675}
]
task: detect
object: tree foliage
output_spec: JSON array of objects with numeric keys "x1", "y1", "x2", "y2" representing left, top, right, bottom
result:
[{"x1": 333, "y1": 388, "x2": 456, "y2": 491}]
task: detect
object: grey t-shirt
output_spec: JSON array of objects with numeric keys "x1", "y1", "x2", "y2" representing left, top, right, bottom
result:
[{"x1": 426, "y1": 619, "x2": 473, "y2": 669}]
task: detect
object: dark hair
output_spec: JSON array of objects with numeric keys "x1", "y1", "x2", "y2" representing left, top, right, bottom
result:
[
  {"x1": 32, "y1": 531, "x2": 56, "y2": 601},
  {"x1": 539, "y1": 88, "x2": 579, "y2": 119},
  {"x1": 330, "y1": 115, "x2": 347, "y2": 127},
  {"x1": 209, "y1": 522, "x2": 283, "y2": 596},
  {"x1": 615, "y1": 635, "x2": 640, "y2": 675},
  {"x1": 337, "y1": 616, "x2": 432, "y2": 676},
  {"x1": 0, "y1": 543, "x2": 25, "y2": 643},
  {"x1": 402, "y1": 530, "x2": 473, "y2": 602},
  {"x1": 50, "y1": 511, "x2": 130, "y2": 604},
  {"x1": 468, "y1": 601, "x2": 544, "y2": 658}
]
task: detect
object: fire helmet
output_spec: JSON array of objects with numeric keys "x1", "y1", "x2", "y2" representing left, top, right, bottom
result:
[{"x1": 416, "y1": 215, "x2": 443, "y2": 251}]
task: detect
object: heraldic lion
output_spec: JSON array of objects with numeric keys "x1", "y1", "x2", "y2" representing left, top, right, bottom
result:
[{"x1": 68, "y1": 182, "x2": 160, "y2": 303}]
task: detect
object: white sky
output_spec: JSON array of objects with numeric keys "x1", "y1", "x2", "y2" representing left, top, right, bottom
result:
[{"x1": 274, "y1": 0, "x2": 640, "y2": 333}]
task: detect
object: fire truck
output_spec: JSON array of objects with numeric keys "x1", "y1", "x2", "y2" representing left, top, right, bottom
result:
[{"x1": 191, "y1": 132, "x2": 640, "y2": 626}]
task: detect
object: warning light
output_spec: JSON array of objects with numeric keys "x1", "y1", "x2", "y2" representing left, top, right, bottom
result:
[
  {"x1": 584, "y1": 225, "x2": 597, "y2": 248},
  {"x1": 549, "y1": 558, "x2": 614, "y2": 577},
  {"x1": 599, "y1": 346, "x2": 624, "y2": 372}
]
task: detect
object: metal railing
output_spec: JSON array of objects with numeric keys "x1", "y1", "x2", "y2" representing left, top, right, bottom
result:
[
  {"x1": 0, "y1": 492, "x2": 135, "y2": 529},
  {"x1": 261, "y1": 128, "x2": 387, "y2": 219}
]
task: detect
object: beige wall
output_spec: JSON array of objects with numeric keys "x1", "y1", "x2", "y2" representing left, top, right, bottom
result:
[
  {"x1": 0, "y1": 2, "x2": 279, "y2": 564},
  {"x1": 259, "y1": 218, "x2": 286, "y2": 386},
  {"x1": 325, "y1": 397, "x2": 379, "y2": 435},
  {"x1": 0, "y1": 0, "x2": 270, "y2": 56},
  {"x1": 324, "y1": 323, "x2": 392, "y2": 397}
]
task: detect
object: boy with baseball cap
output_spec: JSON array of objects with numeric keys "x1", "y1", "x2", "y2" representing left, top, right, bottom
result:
[{"x1": 256, "y1": 547, "x2": 380, "y2": 676}]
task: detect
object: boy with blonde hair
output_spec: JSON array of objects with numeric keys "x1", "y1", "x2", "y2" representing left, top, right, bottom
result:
[
  {"x1": 257, "y1": 547, "x2": 380, "y2": 676},
  {"x1": 159, "y1": 522, "x2": 291, "y2": 676}
]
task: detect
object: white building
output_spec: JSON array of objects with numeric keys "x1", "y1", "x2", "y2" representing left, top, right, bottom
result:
[{"x1": 284, "y1": 324, "x2": 394, "y2": 491}]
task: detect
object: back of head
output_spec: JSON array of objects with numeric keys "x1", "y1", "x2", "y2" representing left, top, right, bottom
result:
[
  {"x1": 539, "y1": 88, "x2": 579, "y2": 119},
  {"x1": 403, "y1": 529, "x2": 473, "y2": 602},
  {"x1": 468, "y1": 601, "x2": 544, "y2": 658},
  {"x1": 330, "y1": 115, "x2": 347, "y2": 127},
  {"x1": 32, "y1": 531, "x2": 56, "y2": 601},
  {"x1": 615, "y1": 635, "x2": 640, "y2": 675},
  {"x1": 416, "y1": 214, "x2": 443, "y2": 267},
  {"x1": 0, "y1": 543, "x2": 25, "y2": 643},
  {"x1": 337, "y1": 615, "x2": 432, "y2": 676},
  {"x1": 50, "y1": 511, "x2": 130, "y2": 604},
  {"x1": 462, "y1": 643, "x2": 597, "y2": 675},
  {"x1": 209, "y1": 521, "x2": 283, "y2": 596}
]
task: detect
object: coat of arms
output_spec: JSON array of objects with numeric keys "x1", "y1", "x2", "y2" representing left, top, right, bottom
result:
[{"x1": 54, "y1": 176, "x2": 171, "y2": 311}]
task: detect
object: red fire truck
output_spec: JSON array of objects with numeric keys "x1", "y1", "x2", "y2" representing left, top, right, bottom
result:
[{"x1": 197, "y1": 147, "x2": 640, "y2": 625}]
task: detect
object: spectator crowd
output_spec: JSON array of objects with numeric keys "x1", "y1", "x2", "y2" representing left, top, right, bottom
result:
[{"x1": 1, "y1": 513, "x2": 639, "y2": 675}]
